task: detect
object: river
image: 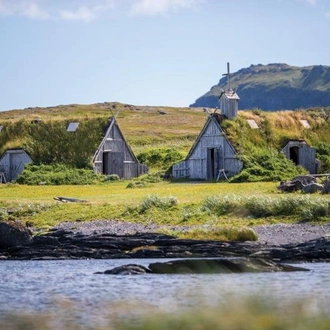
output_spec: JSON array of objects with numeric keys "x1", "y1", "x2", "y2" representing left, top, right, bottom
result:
[{"x1": 0, "y1": 259, "x2": 330, "y2": 326}]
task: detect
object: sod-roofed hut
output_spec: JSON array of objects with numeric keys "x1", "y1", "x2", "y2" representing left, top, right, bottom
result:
[
  {"x1": 282, "y1": 140, "x2": 319, "y2": 174},
  {"x1": 0, "y1": 149, "x2": 33, "y2": 182},
  {"x1": 92, "y1": 116, "x2": 148, "y2": 179},
  {"x1": 172, "y1": 112, "x2": 243, "y2": 180}
]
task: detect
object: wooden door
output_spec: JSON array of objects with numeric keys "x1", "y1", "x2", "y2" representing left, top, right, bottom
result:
[{"x1": 103, "y1": 152, "x2": 124, "y2": 178}]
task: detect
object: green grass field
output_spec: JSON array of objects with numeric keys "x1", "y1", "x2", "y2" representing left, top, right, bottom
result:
[{"x1": 1, "y1": 181, "x2": 330, "y2": 234}]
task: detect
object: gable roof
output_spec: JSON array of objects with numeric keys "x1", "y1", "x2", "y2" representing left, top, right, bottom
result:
[
  {"x1": 0, "y1": 148, "x2": 33, "y2": 163},
  {"x1": 185, "y1": 112, "x2": 236, "y2": 160},
  {"x1": 92, "y1": 116, "x2": 138, "y2": 163},
  {"x1": 220, "y1": 89, "x2": 240, "y2": 101}
]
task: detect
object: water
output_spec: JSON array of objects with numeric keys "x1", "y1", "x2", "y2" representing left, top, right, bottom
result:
[{"x1": 0, "y1": 259, "x2": 330, "y2": 325}]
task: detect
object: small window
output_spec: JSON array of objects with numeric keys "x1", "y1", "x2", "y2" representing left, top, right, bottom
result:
[
  {"x1": 67, "y1": 122, "x2": 79, "y2": 132},
  {"x1": 300, "y1": 120, "x2": 310, "y2": 128},
  {"x1": 247, "y1": 119, "x2": 259, "y2": 129}
]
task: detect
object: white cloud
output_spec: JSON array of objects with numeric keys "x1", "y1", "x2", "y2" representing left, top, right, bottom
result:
[
  {"x1": 59, "y1": 0, "x2": 116, "y2": 22},
  {"x1": 0, "y1": 0, "x2": 204, "y2": 21},
  {"x1": 0, "y1": 0, "x2": 49, "y2": 19},
  {"x1": 59, "y1": 6, "x2": 96, "y2": 22},
  {"x1": 129, "y1": 0, "x2": 204, "y2": 16},
  {"x1": 294, "y1": 0, "x2": 317, "y2": 5},
  {"x1": 0, "y1": 0, "x2": 116, "y2": 21}
]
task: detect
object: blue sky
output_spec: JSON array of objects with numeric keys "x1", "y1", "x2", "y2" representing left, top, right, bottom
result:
[{"x1": 0, "y1": 0, "x2": 329, "y2": 111}]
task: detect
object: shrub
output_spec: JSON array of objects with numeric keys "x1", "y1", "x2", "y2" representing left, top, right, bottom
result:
[
  {"x1": 202, "y1": 195, "x2": 243, "y2": 216},
  {"x1": 15, "y1": 163, "x2": 102, "y2": 185},
  {"x1": 126, "y1": 172, "x2": 164, "y2": 188},
  {"x1": 137, "y1": 148, "x2": 185, "y2": 170},
  {"x1": 174, "y1": 226, "x2": 258, "y2": 241},
  {"x1": 140, "y1": 195, "x2": 178, "y2": 212},
  {"x1": 105, "y1": 174, "x2": 120, "y2": 181},
  {"x1": 230, "y1": 149, "x2": 306, "y2": 182}
]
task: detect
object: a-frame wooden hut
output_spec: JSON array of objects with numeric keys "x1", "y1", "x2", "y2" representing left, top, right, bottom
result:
[
  {"x1": 92, "y1": 117, "x2": 148, "y2": 179},
  {"x1": 172, "y1": 112, "x2": 243, "y2": 180},
  {"x1": 0, "y1": 149, "x2": 33, "y2": 182}
]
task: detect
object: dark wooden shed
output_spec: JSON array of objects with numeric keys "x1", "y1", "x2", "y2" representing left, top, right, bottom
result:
[
  {"x1": 92, "y1": 117, "x2": 148, "y2": 179},
  {"x1": 282, "y1": 140, "x2": 319, "y2": 174},
  {"x1": 172, "y1": 112, "x2": 243, "y2": 180},
  {"x1": 0, "y1": 149, "x2": 33, "y2": 182}
]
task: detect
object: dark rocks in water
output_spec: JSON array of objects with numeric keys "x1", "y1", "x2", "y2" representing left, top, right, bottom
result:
[
  {"x1": 99, "y1": 258, "x2": 309, "y2": 275},
  {"x1": 0, "y1": 221, "x2": 33, "y2": 248},
  {"x1": 99, "y1": 264, "x2": 152, "y2": 275},
  {"x1": 148, "y1": 258, "x2": 308, "y2": 274}
]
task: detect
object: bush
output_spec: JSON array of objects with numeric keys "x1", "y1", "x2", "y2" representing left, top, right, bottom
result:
[
  {"x1": 126, "y1": 172, "x2": 164, "y2": 188},
  {"x1": 137, "y1": 148, "x2": 185, "y2": 170},
  {"x1": 174, "y1": 226, "x2": 258, "y2": 241},
  {"x1": 202, "y1": 195, "x2": 243, "y2": 216},
  {"x1": 15, "y1": 164, "x2": 102, "y2": 185},
  {"x1": 230, "y1": 149, "x2": 306, "y2": 183},
  {"x1": 140, "y1": 195, "x2": 178, "y2": 212}
]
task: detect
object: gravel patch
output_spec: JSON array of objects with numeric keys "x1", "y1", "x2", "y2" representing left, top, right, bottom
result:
[
  {"x1": 54, "y1": 220, "x2": 330, "y2": 246},
  {"x1": 253, "y1": 223, "x2": 330, "y2": 246},
  {"x1": 54, "y1": 220, "x2": 191, "y2": 236}
]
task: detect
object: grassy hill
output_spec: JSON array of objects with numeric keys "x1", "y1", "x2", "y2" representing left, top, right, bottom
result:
[
  {"x1": 1, "y1": 102, "x2": 330, "y2": 181},
  {"x1": 191, "y1": 63, "x2": 330, "y2": 110}
]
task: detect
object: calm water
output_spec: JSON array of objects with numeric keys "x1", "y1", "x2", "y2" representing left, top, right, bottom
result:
[{"x1": 0, "y1": 259, "x2": 330, "y2": 325}]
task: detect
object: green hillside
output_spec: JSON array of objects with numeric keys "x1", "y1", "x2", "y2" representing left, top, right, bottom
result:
[
  {"x1": 191, "y1": 63, "x2": 330, "y2": 110},
  {"x1": 1, "y1": 102, "x2": 330, "y2": 181}
]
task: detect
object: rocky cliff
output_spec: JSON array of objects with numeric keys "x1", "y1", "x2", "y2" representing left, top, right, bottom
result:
[{"x1": 190, "y1": 63, "x2": 330, "y2": 111}]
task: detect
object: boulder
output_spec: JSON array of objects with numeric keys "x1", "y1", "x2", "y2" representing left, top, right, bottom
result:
[
  {"x1": 301, "y1": 183, "x2": 323, "y2": 194},
  {"x1": 0, "y1": 221, "x2": 33, "y2": 248},
  {"x1": 278, "y1": 175, "x2": 318, "y2": 192},
  {"x1": 322, "y1": 179, "x2": 330, "y2": 194},
  {"x1": 98, "y1": 258, "x2": 309, "y2": 275},
  {"x1": 148, "y1": 258, "x2": 309, "y2": 274},
  {"x1": 101, "y1": 264, "x2": 152, "y2": 275}
]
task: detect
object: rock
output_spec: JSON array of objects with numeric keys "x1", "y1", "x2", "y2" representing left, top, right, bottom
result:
[
  {"x1": 322, "y1": 179, "x2": 330, "y2": 194},
  {"x1": 302, "y1": 183, "x2": 323, "y2": 194},
  {"x1": 278, "y1": 175, "x2": 317, "y2": 192},
  {"x1": 0, "y1": 221, "x2": 33, "y2": 248},
  {"x1": 148, "y1": 258, "x2": 309, "y2": 274},
  {"x1": 101, "y1": 264, "x2": 152, "y2": 275}
]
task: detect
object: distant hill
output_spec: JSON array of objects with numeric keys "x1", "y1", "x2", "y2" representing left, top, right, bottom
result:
[{"x1": 190, "y1": 63, "x2": 330, "y2": 111}]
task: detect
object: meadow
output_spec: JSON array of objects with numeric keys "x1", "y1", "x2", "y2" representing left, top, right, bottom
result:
[
  {"x1": 1, "y1": 180, "x2": 330, "y2": 239},
  {"x1": 1, "y1": 103, "x2": 330, "y2": 238}
]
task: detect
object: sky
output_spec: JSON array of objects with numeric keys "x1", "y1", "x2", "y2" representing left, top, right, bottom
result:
[{"x1": 0, "y1": 0, "x2": 329, "y2": 111}]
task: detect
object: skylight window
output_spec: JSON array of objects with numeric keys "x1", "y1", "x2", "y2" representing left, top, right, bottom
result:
[
  {"x1": 300, "y1": 120, "x2": 310, "y2": 128},
  {"x1": 246, "y1": 119, "x2": 259, "y2": 129},
  {"x1": 67, "y1": 122, "x2": 79, "y2": 132}
]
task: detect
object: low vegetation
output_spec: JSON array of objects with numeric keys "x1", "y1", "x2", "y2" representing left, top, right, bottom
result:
[
  {"x1": 162, "y1": 225, "x2": 258, "y2": 241},
  {"x1": 1, "y1": 181, "x2": 330, "y2": 235},
  {"x1": 15, "y1": 163, "x2": 103, "y2": 185},
  {"x1": 1, "y1": 297, "x2": 329, "y2": 330}
]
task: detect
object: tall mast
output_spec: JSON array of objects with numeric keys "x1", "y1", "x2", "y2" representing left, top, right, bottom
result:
[{"x1": 222, "y1": 62, "x2": 231, "y2": 91}]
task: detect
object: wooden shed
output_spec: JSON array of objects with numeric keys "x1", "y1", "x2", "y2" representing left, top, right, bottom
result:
[
  {"x1": 92, "y1": 117, "x2": 148, "y2": 179},
  {"x1": 0, "y1": 149, "x2": 33, "y2": 182},
  {"x1": 282, "y1": 140, "x2": 319, "y2": 174},
  {"x1": 219, "y1": 89, "x2": 240, "y2": 119},
  {"x1": 219, "y1": 62, "x2": 240, "y2": 119},
  {"x1": 172, "y1": 112, "x2": 243, "y2": 180}
]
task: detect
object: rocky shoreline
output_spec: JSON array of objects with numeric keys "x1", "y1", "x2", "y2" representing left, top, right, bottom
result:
[{"x1": 1, "y1": 220, "x2": 330, "y2": 262}]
